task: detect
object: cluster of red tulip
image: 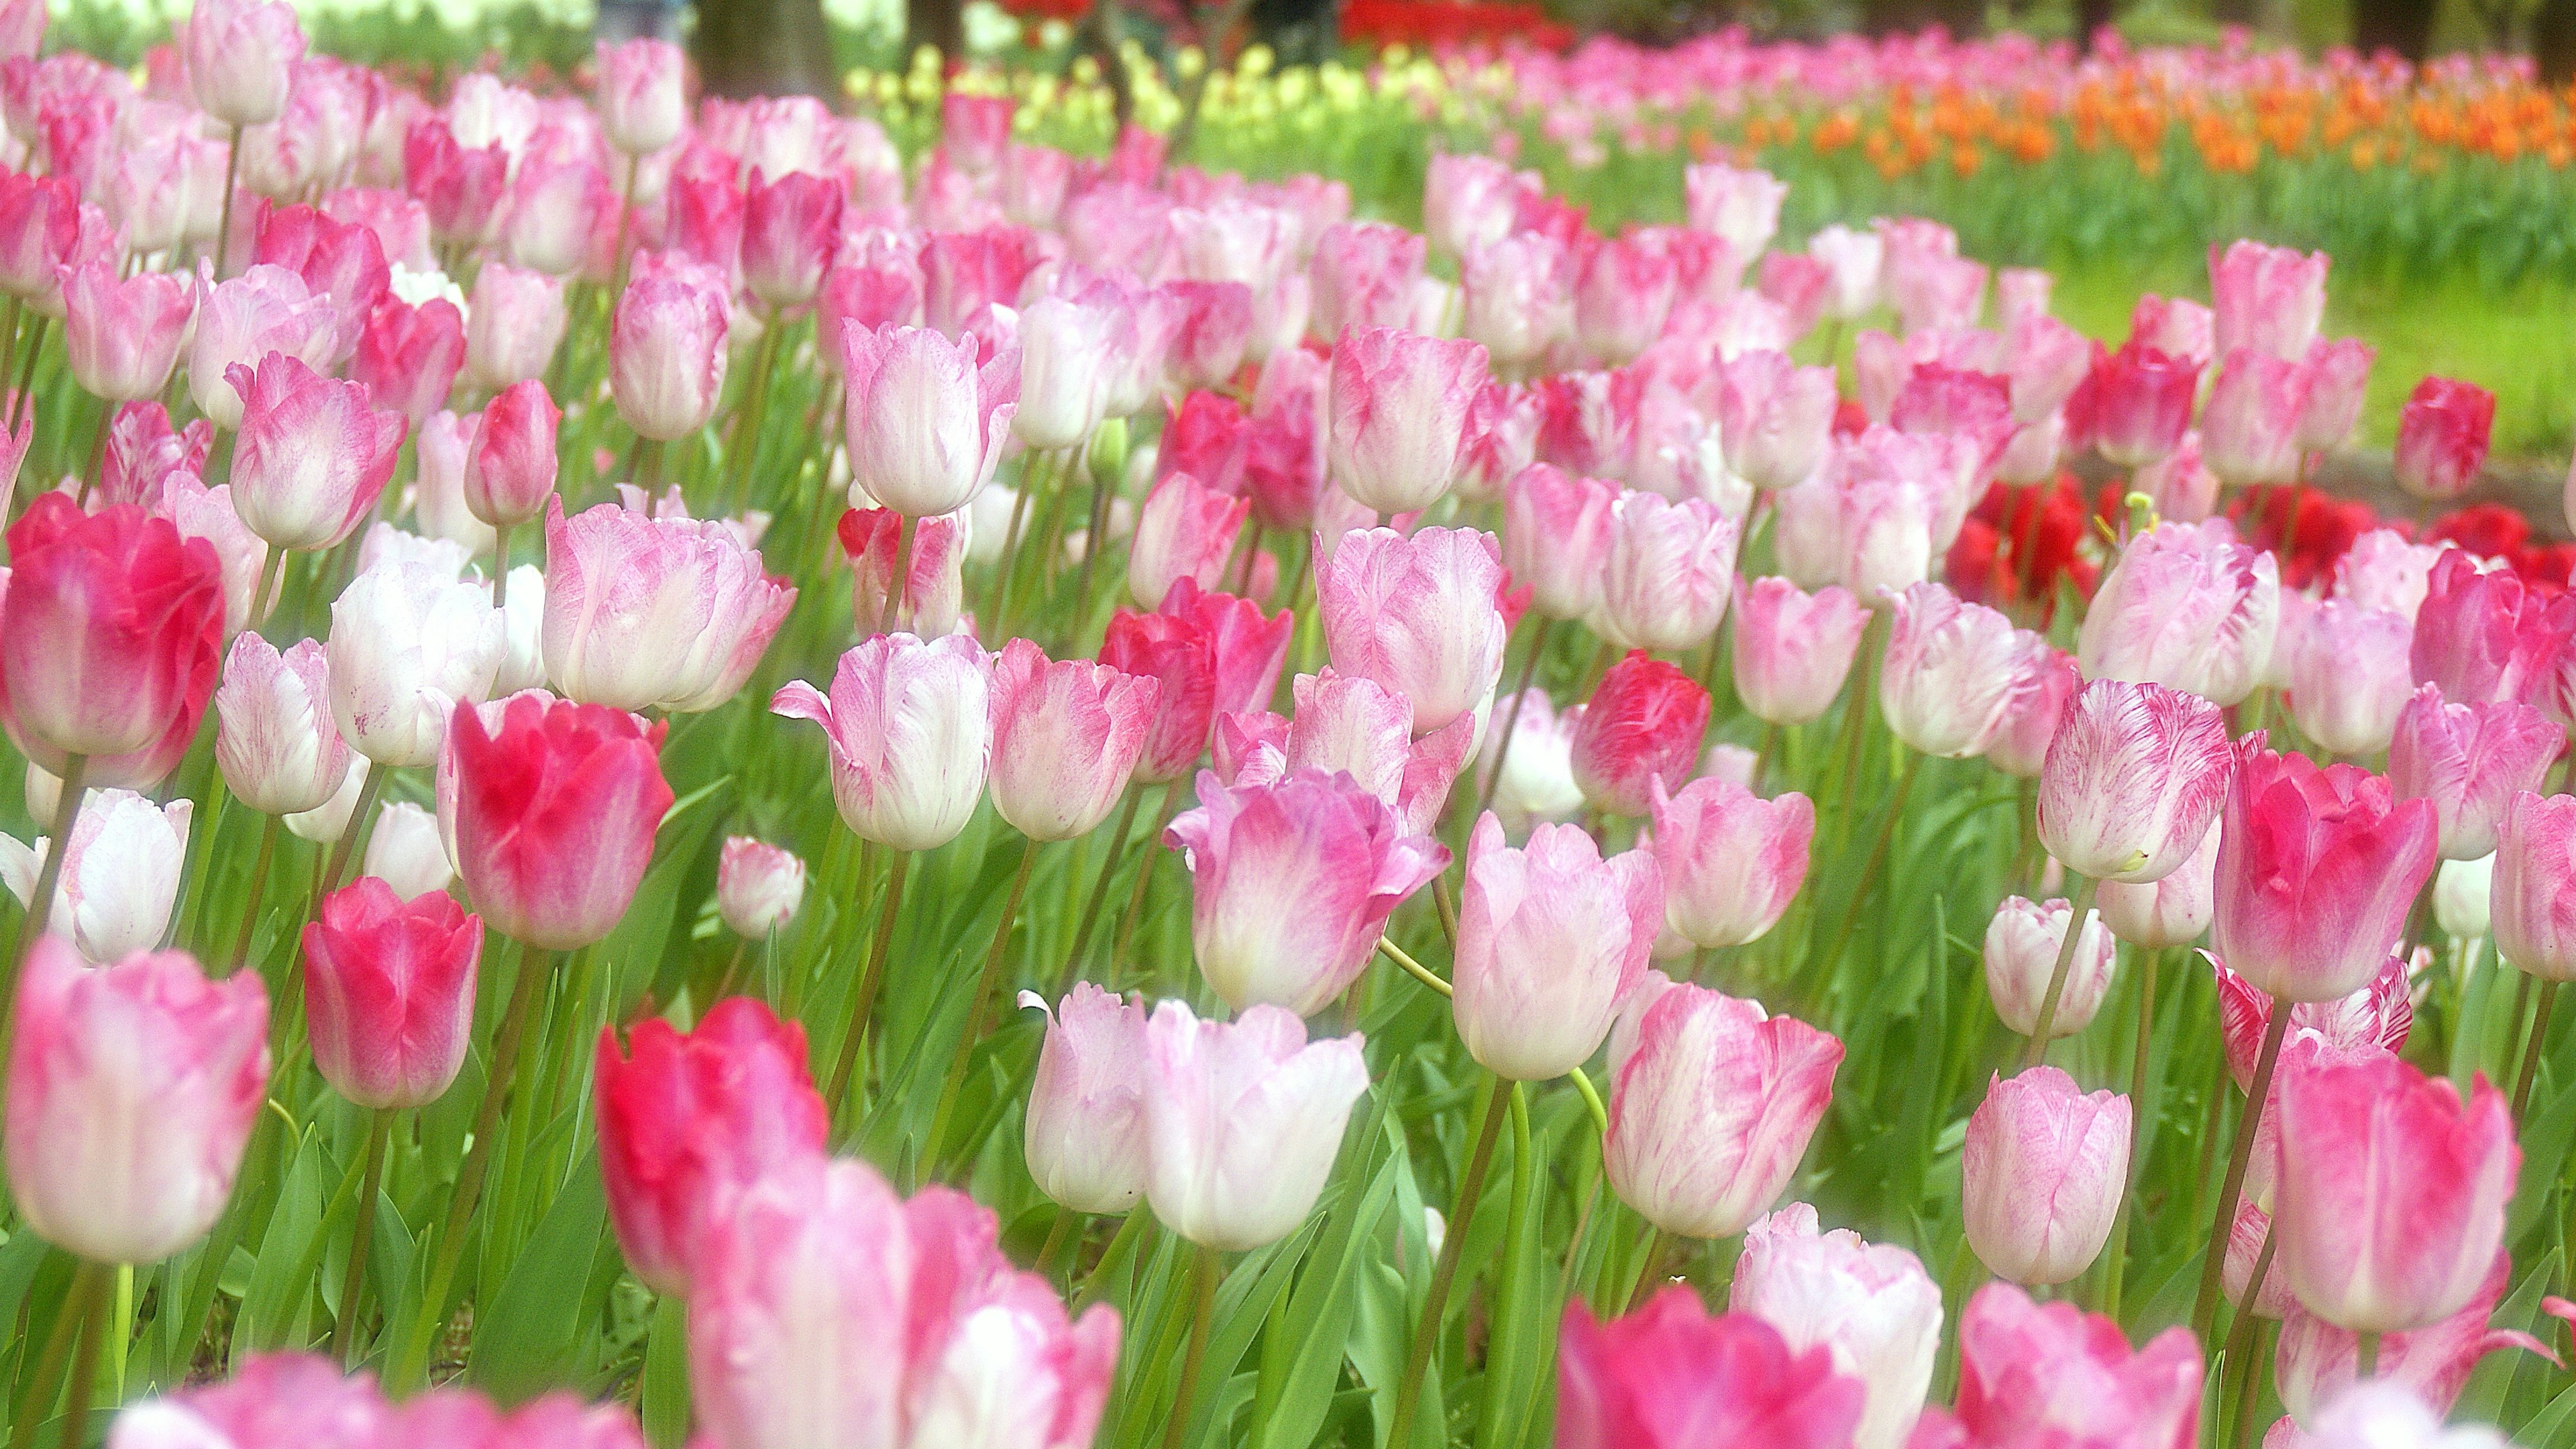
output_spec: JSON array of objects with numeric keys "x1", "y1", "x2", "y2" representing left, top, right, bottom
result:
[{"x1": 0, "y1": 4, "x2": 2569, "y2": 1448}]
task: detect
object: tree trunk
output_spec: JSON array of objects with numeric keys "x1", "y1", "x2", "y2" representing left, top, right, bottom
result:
[
  {"x1": 908, "y1": 0, "x2": 969, "y2": 66},
  {"x1": 2075, "y1": 0, "x2": 2118, "y2": 48},
  {"x1": 694, "y1": 0, "x2": 841, "y2": 101},
  {"x1": 2541, "y1": 0, "x2": 2576, "y2": 83},
  {"x1": 2348, "y1": 0, "x2": 2435, "y2": 60},
  {"x1": 1863, "y1": 0, "x2": 1982, "y2": 36}
]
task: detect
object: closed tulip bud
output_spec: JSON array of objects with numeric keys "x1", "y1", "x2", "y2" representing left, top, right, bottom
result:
[
  {"x1": 612, "y1": 254, "x2": 731, "y2": 442},
  {"x1": 1309, "y1": 221, "x2": 1425, "y2": 339},
  {"x1": 59, "y1": 258, "x2": 191, "y2": 403},
  {"x1": 1731, "y1": 577, "x2": 1868, "y2": 727},
  {"x1": 1022, "y1": 983, "x2": 1150, "y2": 1215},
  {"x1": 597, "y1": 998, "x2": 828, "y2": 1298},
  {"x1": 1569, "y1": 651, "x2": 1711, "y2": 818},
  {"x1": 1099, "y1": 608, "x2": 1218, "y2": 785},
  {"x1": 2492, "y1": 792, "x2": 2576, "y2": 979},
  {"x1": 773, "y1": 634, "x2": 990, "y2": 853},
  {"x1": 2217, "y1": 739, "x2": 2438, "y2": 1002},
  {"x1": 1454, "y1": 814, "x2": 1662, "y2": 1080},
  {"x1": 2079, "y1": 519, "x2": 2281, "y2": 708},
  {"x1": 214, "y1": 633, "x2": 352, "y2": 816},
  {"x1": 987, "y1": 637, "x2": 1160, "y2": 841},
  {"x1": 1728, "y1": 1204, "x2": 1943, "y2": 1449},
  {"x1": 186, "y1": 264, "x2": 335, "y2": 431},
  {"x1": 2393, "y1": 377, "x2": 2496, "y2": 503},
  {"x1": 362, "y1": 800, "x2": 453, "y2": 899},
  {"x1": 0, "y1": 789, "x2": 191, "y2": 966},
  {"x1": 1326, "y1": 325, "x2": 1489, "y2": 517},
  {"x1": 1599, "y1": 491, "x2": 1739, "y2": 653},
  {"x1": 2275, "y1": 1052, "x2": 2516, "y2": 1334},
  {"x1": 595, "y1": 38, "x2": 684, "y2": 155},
  {"x1": 1947, "y1": 1283, "x2": 2204, "y2": 1448},
  {"x1": 716, "y1": 837, "x2": 804, "y2": 939},
  {"x1": 184, "y1": 0, "x2": 306, "y2": 127},
  {"x1": 739, "y1": 169, "x2": 841, "y2": 310},
  {"x1": 1983, "y1": 896, "x2": 2118, "y2": 1040},
  {"x1": 1557, "y1": 1291, "x2": 1864, "y2": 1449},
  {"x1": 2436, "y1": 854, "x2": 2494, "y2": 941},
  {"x1": 329, "y1": 558, "x2": 504, "y2": 768},
  {"x1": 300, "y1": 877, "x2": 480, "y2": 1110},
  {"x1": 1962, "y1": 1067, "x2": 2130, "y2": 1285},
  {"x1": 542, "y1": 499, "x2": 796, "y2": 715},
  {"x1": 2067, "y1": 340, "x2": 2200, "y2": 470},
  {"x1": 2296, "y1": 335, "x2": 2377, "y2": 453},
  {"x1": 501, "y1": 150, "x2": 611, "y2": 278},
  {"x1": 1984, "y1": 645, "x2": 2080, "y2": 781},
  {"x1": 462, "y1": 379, "x2": 560, "y2": 528},
  {"x1": 1007, "y1": 290, "x2": 1120, "y2": 452},
  {"x1": 2390, "y1": 685, "x2": 2561, "y2": 862},
  {"x1": 448, "y1": 692, "x2": 674, "y2": 950},
  {"x1": 2289, "y1": 602, "x2": 2416, "y2": 757},
  {"x1": 841, "y1": 323, "x2": 1020, "y2": 518},
  {"x1": 1648, "y1": 775, "x2": 1813, "y2": 949},
  {"x1": 1878, "y1": 583, "x2": 2034, "y2": 761},
  {"x1": 1422, "y1": 152, "x2": 1532, "y2": 259},
  {"x1": 2202, "y1": 347, "x2": 2312, "y2": 488},
  {"x1": 2097, "y1": 820, "x2": 2220, "y2": 948},
  {"x1": 1167, "y1": 765, "x2": 1447, "y2": 1014},
  {"x1": 1717, "y1": 350, "x2": 1839, "y2": 493},
  {"x1": 1318, "y1": 525, "x2": 1509, "y2": 737},
  {"x1": 227, "y1": 353, "x2": 407, "y2": 553},
  {"x1": 2209, "y1": 239, "x2": 2327, "y2": 362},
  {"x1": 0, "y1": 496, "x2": 225, "y2": 788},
  {"x1": 1605, "y1": 983, "x2": 1842, "y2": 1239},
  {"x1": 465, "y1": 262, "x2": 566, "y2": 391},
  {"x1": 1502, "y1": 462, "x2": 1619, "y2": 622},
  {"x1": 1143, "y1": 998, "x2": 1368, "y2": 1250},
  {"x1": 1128, "y1": 471, "x2": 1247, "y2": 611},
  {"x1": 2037, "y1": 678, "x2": 2235, "y2": 883}
]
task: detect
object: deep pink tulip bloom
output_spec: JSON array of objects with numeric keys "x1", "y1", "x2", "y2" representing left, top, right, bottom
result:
[
  {"x1": 2078, "y1": 519, "x2": 2280, "y2": 708},
  {"x1": 1568, "y1": 650, "x2": 1711, "y2": 818},
  {"x1": 403, "y1": 116, "x2": 510, "y2": 252},
  {"x1": 1942, "y1": 1282, "x2": 2202, "y2": 1449},
  {"x1": 1317, "y1": 525, "x2": 1508, "y2": 737},
  {"x1": 1731, "y1": 577, "x2": 1868, "y2": 728},
  {"x1": 225, "y1": 352, "x2": 407, "y2": 551},
  {"x1": 841, "y1": 322, "x2": 1019, "y2": 518},
  {"x1": 2413, "y1": 549, "x2": 2575, "y2": 711},
  {"x1": 2211, "y1": 955, "x2": 2412, "y2": 1097},
  {"x1": 1962, "y1": 1066, "x2": 2130, "y2": 1285},
  {"x1": 1454, "y1": 812, "x2": 1662, "y2": 1080},
  {"x1": 1599, "y1": 491, "x2": 1739, "y2": 653},
  {"x1": 612, "y1": 252, "x2": 731, "y2": 442},
  {"x1": 2393, "y1": 376, "x2": 2497, "y2": 502},
  {"x1": 447, "y1": 693, "x2": 675, "y2": 951},
  {"x1": 2037, "y1": 678, "x2": 2235, "y2": 883},
  {"x1": 1326, "y1": 323, "x2": 1489, "y2": 517},
  {"x1": 1099, "y1": 607, "x2": 1218, "y2": 786},
  {"x1": 0, "y1": 496, "x2": 223, "y2": 788},
  {"x1": 0, "y1": 170, "x2": 84, "y2": 305},
  {"x1": 1605, "y1": 983, "x2": 1841, "y2": 1239},
  {"x1": 1501, "y1": 462, "x2": 1618, "y2": 622},
  {"x1": 7, "y1": 935, "x2": 268, "y2": 1264},
  {"x1": 2275, "y1": 1051, "x2": 2517, "y2": 1334},
  {"x1": 1163, "y1": 578, "x2": 1291, "y2": 723},
  {"x1": 1022, "y1": 983, "x2": 1150, "y2": 1216},
  {"x1": 1649, "y1": 774, "x2": 1813, "y2": 949},
  {"x1": 251, "y1": 203, "x2": 390, "y2": 334},
  {"x1": 464, "y1": 260, "x2": 566, "y2": 392},
  {"x1": 1557, "y1": 1291, "x2": 1864, "y2": 1449},
  {"x1": 2214, "y1": 738, "x2": 2438, "y2": 1002},
  {"x1": 213, "y1": 632, "x2": 352, "y2": 817},
  {"x1": 352, "y1": 292, "x2": 465, "y2": 427},
  {"x1": 987, "y1": 637, "x2": 1159, "y2": 842},
  {"x1": 183, "y1": 0, "x2": 306, "y2": 127},
  {"x1": 301, "y1": 877, "x2": 480, "y2": 1110},
  {"x1": 1165, "y1": 764, "x2": 1446, "y2": 1015},
  {"x1": 60, "y1": 256, "x2": 191, "y2": 402},
  {"x1": 2066, "y1": 340, "x2": 2200, "y2": 470},
  {"x1": 2492, "y1": 791, "x2": 2576, "y2": 979},
  {"x1": 773, "y1": 633, "x2": 991, "y2": 853},
  {"x1": 2210, "y1": 239, "x2": 2328, "y2": 364},
  {"x1": 463, "y1": 378, "x2": 561, "y2": 529},
  {"x1": 594, "y1": 37, "x2": 685, "y2": 156}
]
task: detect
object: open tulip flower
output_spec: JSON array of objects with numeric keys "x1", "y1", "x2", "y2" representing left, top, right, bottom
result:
[{"x1": 0, "y1": 28, "x2": 2565, "y2": 1449}]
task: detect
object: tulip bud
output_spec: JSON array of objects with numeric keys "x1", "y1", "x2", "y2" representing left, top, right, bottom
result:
[
  {"x1": 2067, "y1": 340, "x2": 2200, "y2": 470},
  {"x1": 1454, "y1": 814, "x2": 1661, "y2": 1081},
  {"x1": 1729, "y1": 1204, "x2": 1943, "y2": 1449},
  {"x1": 773, "y1": 634, "x2": 991, "y2": 853},
  {"x1": 1982, "y1": 896, "x2": 2117, "y2": 1040},
  {"x1": 462, "y1": 379, "x2": 561, "y2": 529},
  {"x1": 2393, "y1": 378, "x2": 2496, "y2": 503},
  {"x1": 1143, "y1": 998, "x2": 1369, "y2": 1250},
  {"x1": 2288, "y1": 602, "x2": 2416, "y2": 758},
  {"x1": 1318, "y1": 525, "x2": 1509, "y2": 737},
  {"x1": 447, "y1": 693, "x2": 674, "y2": 950},
  {"x1": 227, "y1": 353, "x2": 407, "y2": 553},
  {"x1": 1022, "y1": 983, "x2": 1150, "y2": 1214},
  {"x1": 841, "y1": 322, "x2": 1020, "y2": 519},
  {"x1": 1558, "y1": 1290, "x2": 1864, "y2": 1449},
  {"x1": 1460, "y1": 232, "x2": 1574, "y2": 368},
  {"x1": 1128, "y1": 471, "x2": 1248, "y2": 612},
  {"x1": 716, "y1": 837, "x2": 805, "y2": 939},
  {"x1": 7, "y1": 936, "x2": 268, "y2": 1263},
  {"x1": 1012, "y1": 289, "x2": 1122, "y2": 452},
  {"x1": 1099, "y1": 608, "x2": 1220, "y2": 786},
  {"x1": 2096, "y1": 819, "x2": 2220, "y2": 949},
  {"x1": 2200, "y1": 347, "x2": 2311, "y2": 489},
  {"x1": 1326, "y1": 325, "x2": 1488, "y2": 517},
  {"x1": 542, "y1": 499, "x2": 797, "y2": 715},
  {"x1": 1731, "y1": 577, "x2": 1868, "y2": 728},
  {"x1": 328, "y1": 558, "x2": 506, "y2": 769},
  {"x1": 2296, "y1": 335, "x2": 2376, "y2": 454},
  {"x1": 184, "y1": 0, "x2": 307, "y2": 127},
  {"x1": 2388, "y1": 684, "x2": 2561, "y2": 862},
  {"x1": 2491, "y1": 792, "x2": 2576, "y2": 978},
  {"x1": 0, "y1": 789, "x2": 191, "y2": 966},
  {"x1": 739, "y1": 168, "x2": 843, "y2": 311},
  {"x1": 1568, "y1": 651, "x2": 1711, "y2": 819},
  {"x1": 1716, "y1": 350, "x2": 1839, "y2": 493},
  {"x1": 596, "y1": 998, "x2": 828, "y2": 1297},
  {"x1": 2209, "y1": 239, "x2": 2327, "y2": 362},
  {"x1": 1878, "y1": 583, "x2": 2035, "y2": 761},
  {"x1": 1599, "y1": 491, "x2": 1740, "y2": 653},
  {"x1": 1648, "y1": 775, "x2": 1813, "y2": 949},
  {"x1": 2275, "y1": 1051, "x2": 2516, "y2": 1334},
  {"x1": 362, "y1": 801, "x2": 453, "y2": 900},
  {"x1": 837, "y1": 506, "x2": 964, "y2": 641},
  {"x1": 60, "y1": 258, "x2": 192, "y2": 403},
  {"x1": 2036, "y1": 678, "x2": 2235, "y2": 883},
  {"x1": 464, "y1": 262, "x2": 566, "y2": 392},
  {"x1": 301, "y1": 877, "x2": 480, "y2": 1110},
  {"x1": 595, "y1": 38, "x2": 685, "y2": 156},
  {"x1": 1962, "y1": 1067, "x2": 2129, "y2": 1285},
  {"x1": 610, "y1": 252, "x2": 731, "y2": 443},
  {"x1": 214, "y1": 633, "x2": 354, "y2": 817},
  {"x1": 187, "y1": 264, "x2": 336, "y2": 430},
  {"x1": 2216, "y1": 739, "x2": 2438, "y2": 1002},
  {"x1": 1501, "y1": 462, "x2": 1618, "y2": 623},
  {"x1": 2436, "y1": 854, "x2": 2494, "y2": 941},
  {"x1": 987, "y1": 639, "x2": 1160, "y2": 842},
  {"x1": 1605, "y1": 983, "x2": 1841, "y2": 1239}
]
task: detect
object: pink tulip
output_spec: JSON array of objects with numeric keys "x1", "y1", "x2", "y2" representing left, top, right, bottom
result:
[
  {"x1": 2333, "y1": 529, "x2": 2446, "y2": 623},
  {"x1": 541, "y1": 498, "x2": 796, "y2": 714},
  {"x1": 463, "y1": 378, "x2": 561, "y2": 529},
  {"x1": 1454, "y1": 813, "x2": 1661, "y2": 1079},
  {"x1": 1649, "y1": 775, "x2": 1813, "y2": 949},
  {"x1": 2037, "y1": 678, "x2": 2235, "y2": 883},
  {"x1": 0, "y1": 170, "x2": 87, "y2": 309},
  {"x1": 1572, "y1": 231, "x2": 1678, "y2": 365},
  {"x1": 2078, "y1": 519, "x2": 2280, "y2": 708},
  {"x1": 1568, "y1": 650, "x2": 1712, "y2": 818},
  {"x1": 2413, "y1": 550, "x2": 2574, "y2": 710},
  {"x1": 734, "y1": 168, "x2": 839, "y2": 311},
  {"x1": 7, "y1": 935, "x2": 267, "y2": 1263},
  {"x1": 1163, "y1": 577, "x2": 1292, "y2": 724},
  {"x1": 252, "y1": 202, "x2": 390, "y2": 331},
  {"x1": 1718, "y1": 350, "x2": 1839, "y2": 492},
  {"x1": 1877, "y1": 582, "x2": 2035, "y2": 761},
  {"x1": 1731, "y1": 577, "x2": 1867, "y2": 727},
  {"x1": 1605, "y1": 983, "x2": 1842, "y2": 1239},
  {"x1": 818, "y1": 251, "x2": 928, "y2": 364},
  {"x1": 1142, "y1": 998, "x2": 1370, "y2": 1250},
  {"x1": 327, "y1": 557, "x2": 504, "y2": 769},
  {"x1": 773, "y1": 634, "x2": 990, "y2": 853},
  {"x1": 837, "y1": 506, "x2": 964, "y2": 640},
  {"x1": 1599, "y1": 491, "x2": 1739, "y2": 652},
  {"x1": 2066, "y1": 341, "x2": 2200, "y2": 469},
  {"x1": 1460, "y1": 231, "x2": 1574, "y2": 368},
  {"x1": 1317, "y1": 525, "x2": 1509, "y2": 737},
  {"x1": 690, "y1": 1159, "x2": 1118, "y2": 1449},
  {"x1": 186, "y1": 263, "x2": 335, "y2": 429},
  {"x1": 1127, "y1": 471, "x2": 1248, "y2": 612},
  {"x1": 1159, "y1": 278, "x2": 1254, "y2": 393},
  {"x1": 1728, "y1": 1204, "x2": 1943, "y2": 1449},
  {"x1": 405, "y1": 116, "x2": 510, "y2": 252},
  {"x1": 502, "y1": 147, "x2": 612, "y2": 278},
  {"x1": 214, "y1": 632, "x2": 353, "y2": 816},
  {"x1": 1943, "y1": 1282, "x2": 2202, "y2": 1449},
  {"x1": 225, "y1": 352, "x2": 407, "y2": 551},
  {"x1": 0, "y1": 789, "x2": 191, "y2": 966},
  {"x1": 2201, "y1": 347, "x2": 2312, "y2": 488},
  {"x1": 1230, "y1": 667, "x2": 1473, "y2": 835},
  {"x1": 1982, "y1": 896, "x2": 2118, "y2": 1040},
  {"x1": 1165, "y1": 764, "x2": 1446, "y2": 1014},
  {"x1": 987, "y1": 637, "x2": 1159, "y2": 842},
  {"x1": 2096, "y1": 819, "x2": 2221, "y2": 949},
  {"x1": 184, "y1": 0, "x2": 306, "y2": 127},
  {"x1": 2212, "y1": 956, "x2": 2412, "y2": 1096},
  {"x1": 1501, "y1": 462, "x2": 1618, "y2": 622},
  {"x1": 1021, "y1": 983, "x2": 1150, "y2": 1215},
  {"x1": 2296, "y1": 335, "x2": 2377, "y2": 453},
  {"x1": 1558, "y1": 1290, "x2": 1864, "y2": 1449},
  {"x1": 60, "y1": 257, "x2": 191, "y2": 403},
  {"x1": 594, "y1": 37, "x2": 684, "y2": 155},
  {"x1": 2216, "y1": 739, "x2": 2438, "y2": 1002},
  {"x1": 1098, "y1": 607, "x2": 1220, "y2": 786},
  {"x1": 2288, "y1": 601, "x2": 2424, "y2": 757},
  {"x1": 464, "y1": 260, "x2": 566, "y2": 392},
  {"x1": 2210, "y1": 239, "x2": 2328, "y2": 364},
  {"x1": 841, "y1": 323, "x2": 1020, "y2": 518},
  {"x1": 1309, "y1": 221, "x2": 1426, "y2": 339},
  {"x1": 447, "y1": 693, "x2": 673, "y2": 951},
  {"x1": 1326, "y1": 324, "x2": 1488, "y2": 517},
  {"x1": 2271, "y1": 1253, "x2": 2544, "y2": 1436},
  {"x1": 1421, "y1": 153, "x2": 1532, "y2": 258},
  {"x1": 352, "y1": 292, "x2": 465, "y2": 427},
  {"x1": 1685, "y1": 160, "x2": 1785, "y2": 259},
  {"x1": 716, "y1": 837, "x2": 804, "y2": 938},
  {"x1": 100, "y1": 403, "x2": 209, "y2": 512},
  {"x1": 1984, "y1": 644, "x2": 2080, "y2": 780},
  {"x1": 1962, "y1": 1066, "x2": 2129, "y2": 1285},
  {"x1": 2275, "y1": 1051, "x2": 2517, "y2": 1333},
  {"x1": 2492, "y1": 792, "x2": 2576, "y2": 979},
  {"x1": 612, "y1": 252, "x2": 731, "y2": 442},
  {"x1": 2392, "y1": 376, "x2": 2496, "y2": 503},
  {"x1": 301, "y1": 877, "x2": 480, "y2": 1110}
]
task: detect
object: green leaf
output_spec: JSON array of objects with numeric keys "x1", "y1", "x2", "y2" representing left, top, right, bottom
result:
[
  {"x1": 468, "y1": 1150, "x2": 612, "y2": 1405},
  {"x1": 641, "y1": 1296, "x2": 691, "y2": 1449},
  {"x1": 234, "y1": 1126, "x2": 334, "y2": 1354},
  {"x1": 2459, "y1": 1248, "x2": 2561, "y2": 1426}
]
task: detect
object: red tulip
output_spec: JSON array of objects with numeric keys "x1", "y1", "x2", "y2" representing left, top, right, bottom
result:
[
  {"x1": 301, "y1": 877, "x2": 481, "y2": 1110},
  {"x1": 462, "y1": 378, "x2": 561, "y2": 529},
  {"x1": 1568, "y1": 650, "x2": 1712, "y2": 818},
  {"x1": 446, "y1": 693, "x2": 674, "y2": 951},
  {"x1": 1098, "y1": 607, "x2": 1218, "y2": 785}
]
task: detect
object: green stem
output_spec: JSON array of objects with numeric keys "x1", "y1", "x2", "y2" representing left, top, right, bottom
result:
[
  {"x1": 2355, "y1": 1328, "x2": 2380, "y2": 1379},
  {"x1": 925, "y1": 840, "x2": 1039, "y2": 1177},
  {"x1": 1377, "y1": 936, "x2": 1452, "y2": 997},
  {"x1": 2516, "y1": 977, "x2": 2559, "y2": 1121},
  {"x1": 2223, "y1": 1236, "x2": 2277, "y2": 1449},
  {"x1": 1809, "y1": 747, "x2": 1924, "y2": 1002},
  {"x1": 2100, "y1": 944, "x2": 2161, "y2": 1323},
  {"x1": 320, "y1": 762, "x2": 390, "y2": 898},
  {"x1": 226, "y1": 814, "x2": 282, "y2": 974},
  {"x1": 729, "y1": 317, "x2": 783, "y2": 511},
  {"x1": 1159, "y1": 1243, "x2": 1223, "y2": 1449},
  {"x1": 333, "y1": 1107, "x2": 393, "y2": 1366},
  {"x1": 1071, "y1": 1210, "x2": 1150, "y2": 1319},
  {"x1": 1103, "y1": 785, "x2": 1181, "y2": 982},
  {"x1": 491, "y1": 521, "x2": 511, "y2": 610},
  {"x1": 7, "y1": 1261, "x2": 106, "y2": 1449},
  {"x1": 1388, "y1": 1072, "x2": 1511, "y2": 1449},
  {"x1": 824, "y1": 847, "x2": 908, "y2": 1120},
  {"x1": 211, "y1": 130, "x2": 242, "y2": 278},
  {"x1": 2019, "y1": 873, "x2": 2103, "y2": 1069},
  {"x1": 48, "y1": 1261, "x2": 111, "y2": 1449},
  {"x1": 8, "y1": 753, "x2": 86, "y2": 982},
  {"x1": 1036, "y1": 1206, "x2": 1081, "y2": 1280},
  {"x1": 1063, "y1": 785, "x2": 1146, "y2": 987},
  {"x1": 2194, "y1": 1002, "x2": 2294, "y2": 1343}
]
